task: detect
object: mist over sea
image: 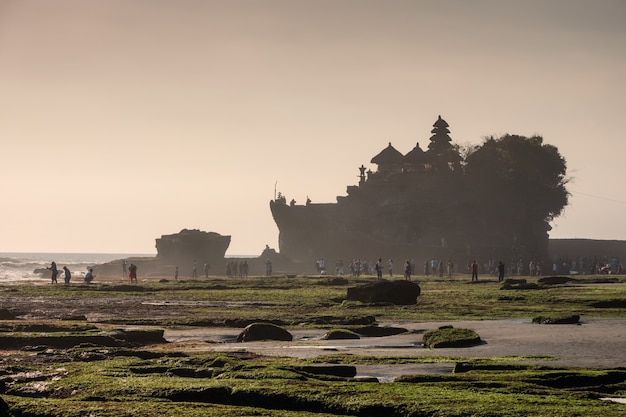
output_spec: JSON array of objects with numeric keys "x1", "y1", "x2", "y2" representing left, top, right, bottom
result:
[{"x1": 0, "y1": 253, "x2": 154, "y2": 284}]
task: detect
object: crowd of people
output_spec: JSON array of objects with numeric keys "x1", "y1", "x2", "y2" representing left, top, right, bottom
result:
[
  {"x1": 46, "y1": 261, "x2": 95, "y2": 284},
  {"x1": 322, "y1": 254, "x2": 623, "y2": 282},
  {"x1": 226, "y1": 260, "x2": 250, "y2": 278},
  {"x1": 45, "y1": 253, "x2": 623, "y2": 286}
]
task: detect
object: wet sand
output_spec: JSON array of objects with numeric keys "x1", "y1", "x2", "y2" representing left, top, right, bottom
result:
[{"x1": 160, "y1": 318, "x2": 626, "y2": 381}]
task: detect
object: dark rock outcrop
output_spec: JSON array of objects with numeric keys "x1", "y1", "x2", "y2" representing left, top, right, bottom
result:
[
  {"x1": 236, "y1": 323, "x2": 293, "y2": 342},
  {"x1": 346, "y1": 280, "x2": 421, "y2": 305},
  {"x1": 270, "y1": 117, "x2": 568, "y2": 267},
  {"x1": 156, "y1": 229, "x2": 231, "y2": 266}
]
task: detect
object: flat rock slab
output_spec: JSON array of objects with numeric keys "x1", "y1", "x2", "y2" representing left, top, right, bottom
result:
[{"x1": 163, "y1": 318, "x2": 626, "y2": 371}]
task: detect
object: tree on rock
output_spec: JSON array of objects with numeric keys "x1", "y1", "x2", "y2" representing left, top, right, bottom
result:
[{"x1": 464, "y1": 134, "x2": 569, "y2": 260}]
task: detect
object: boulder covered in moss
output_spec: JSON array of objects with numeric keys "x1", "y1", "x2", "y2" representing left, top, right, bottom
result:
[
  {"x1": 236, "y1": 322, "x2": 293, "y2": 342},
  {"x1": 353, "y1": 325, "x2": 408, "y2": 337},
  {"x1": 297, "y1": 365, "x2": 357, "y2": 378},
  {"x1": 346, "y1": 280, "x2": 420, "y2": 305},
  {"x1": 322, "y1": 329, "x2": 360, "y2": 340},
  {"x1": 0, "y1": 308, "x2": 16, "y2": 320},
  {"x1": 532, "y1": 314, "x2": 580, "y2": 324},
  {"x1": 500, "y1": 279, "x2": 539, "y2": 290},
  {"x1": 422, "y1": 326, "x2": 482, "y2": 348},
  {"x1": 590, "y1": 299, "x2": 626, "y2": 308},
  {"x1": 537, "y1": 276, "x2": 577, "y2": 285}
]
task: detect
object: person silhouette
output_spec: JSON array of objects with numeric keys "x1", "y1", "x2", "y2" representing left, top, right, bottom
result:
[
  {"x1": 47, "y1": 261, "x2": 58, "y2": 284},
  {"x1": 63, "y1": 266, "x2": 71, "y2": 285}
]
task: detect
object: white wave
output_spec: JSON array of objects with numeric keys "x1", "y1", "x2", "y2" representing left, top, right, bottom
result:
[{"x1": 0, "y1": 252, "x2": 153, "y2": 285}]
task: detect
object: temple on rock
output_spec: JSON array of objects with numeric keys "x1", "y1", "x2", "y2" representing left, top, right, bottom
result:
[{"x1": 270, "y1": 116, "x2": 554, "y2": 266}]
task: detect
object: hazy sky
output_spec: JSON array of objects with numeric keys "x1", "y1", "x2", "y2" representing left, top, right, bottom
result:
[{"x1": 1, "y1": 0, "x2": 625, "y2": 255}]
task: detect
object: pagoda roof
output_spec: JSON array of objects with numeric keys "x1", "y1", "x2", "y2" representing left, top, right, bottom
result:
[
  {"x1": 371, "y1": 142, "x2": 404, "y2": 165},
  {"x1": 404, "y1": 142, "x2": 430, "y2": 163},
  {"x1": 433, "y1": 115, "x2": 449, "y2": 128}
]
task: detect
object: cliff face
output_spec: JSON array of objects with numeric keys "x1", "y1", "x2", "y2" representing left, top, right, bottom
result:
[
  {"x1": 270, "y1": 171, "x2": 477, "y2": 264},
  {"x1": 270, "y1": 173, "x2": 553, "y2": 265},
  {"x1": 155, "y1": 229, "x2": 231, "y2": 266}
]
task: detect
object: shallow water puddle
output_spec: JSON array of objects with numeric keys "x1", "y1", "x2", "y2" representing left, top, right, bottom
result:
[{"x1": 601, "y1": 397, "x2": 626, "y2": 404}]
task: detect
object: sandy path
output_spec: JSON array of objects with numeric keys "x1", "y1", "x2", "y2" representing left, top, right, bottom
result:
[{"x1": 162, "y1": 318, "x2": 626, "y2": 380}]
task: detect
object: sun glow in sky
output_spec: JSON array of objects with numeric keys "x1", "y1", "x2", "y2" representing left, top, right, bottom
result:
[{"x1": 1, "y1": 0, "x2": 625, "y2": 255}]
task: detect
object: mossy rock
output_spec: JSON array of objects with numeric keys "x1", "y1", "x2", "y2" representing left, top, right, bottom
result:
[
  {"x1": 346, "y1": 280, "x2": 420, "y2": 305},
  {"x1": 422, "y1": 326, "x2": 482, "y2": 348},
  {"x1": 297, "y1": 365, "x2": 357, "y2": 378},
  {"x1": 236, "y1": 322, "x2": 293, "y2": 342},
  {"x1": 537, "y1": 276, "x2": 578, "y2": 285},
  {"x1": 322, "y1": 329, "x2": 360, "y2": 340},
  {"x1": 590, "y1": 299, "x2": 626, "y2": 308},
  {"x1": 115, "y1": 328, "x2": 167, "y2": 344},
  {"x1": 353, "y1": 325, "x2": 408, "y2": 337},
  {"x1": 532, "y1": 314, "x2": 580, "y2": 324},
  {"x1": 0, "y1": 308, "x2": 16, "y2": 320},
  {"x1": 501, "y1": 281, "x2": 539, "y2": 290},
  {"x1": 319, "y1": 277, "x2": 349, "y2": 285}
]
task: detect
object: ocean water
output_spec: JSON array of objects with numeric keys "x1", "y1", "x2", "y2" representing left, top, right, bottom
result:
[{"x1": 0, "y1": 253, "x2": 153, "y2": 284}]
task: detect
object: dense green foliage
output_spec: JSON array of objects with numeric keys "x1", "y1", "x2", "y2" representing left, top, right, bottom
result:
[{"x1": 464, "y1": 134, "x2": 569, "y2": 260}]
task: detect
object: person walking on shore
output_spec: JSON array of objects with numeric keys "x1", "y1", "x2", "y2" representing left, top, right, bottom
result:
[
  {"x1": 122, "y1": 260, "x2": 127, "y2": 279},
  {"x1": 471, "y1": 260, "x2": 478, "y2": 282},
  {"x1": 497, "y1": 261, "x2": 505, "y2": 282},
  {"x1": 47, "y1": 261, "x2": 58, "y2": 284},
  {"x1": 404, "y1": 260, "x2": 412, "y2": 280},
  {"x1": 375, "y1": 258, "x2": 383, "y2": 281},
  {"x1": 447, "y1": 259, "x2": 454, "y2": 278},
  {"x1": 128, "y1": 263, "x2": 138, "y2": 283},
  {"x1": 63, "y1": 266, "x2": 71, "y2": 285},
  {"x1": 84, "y1": 268, "x2": 94, "y2": 283}
]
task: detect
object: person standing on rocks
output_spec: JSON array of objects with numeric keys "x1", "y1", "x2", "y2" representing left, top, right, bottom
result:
[{"x1": 47, "y1": 261, "x2": 58, "y2": 284}]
